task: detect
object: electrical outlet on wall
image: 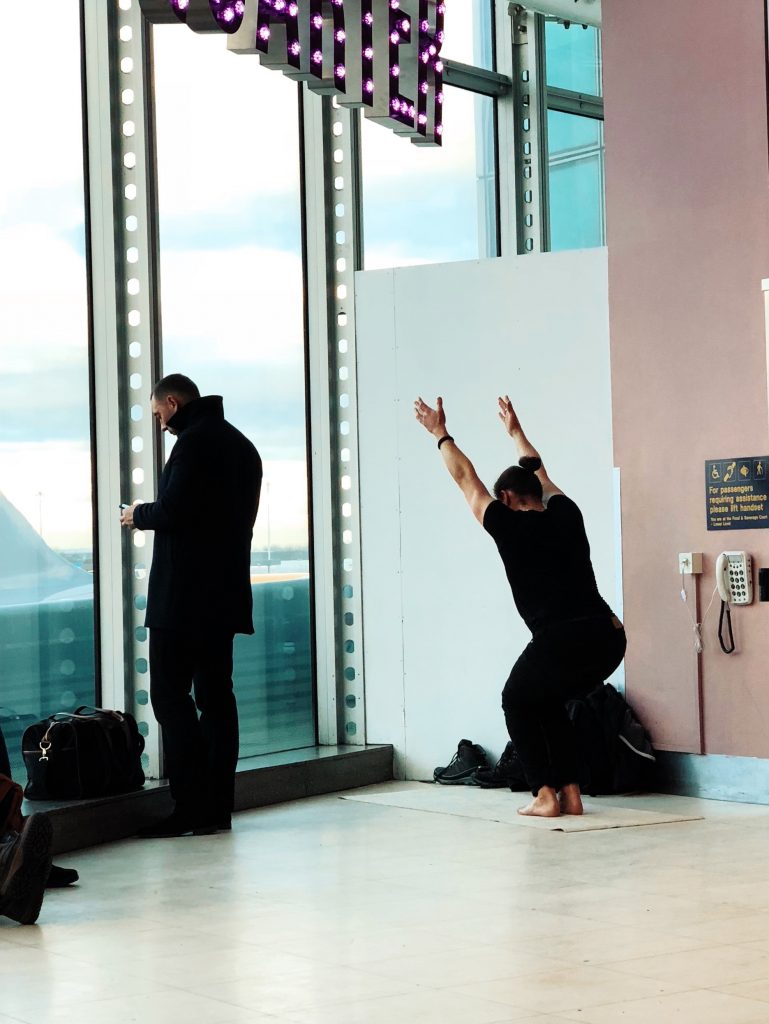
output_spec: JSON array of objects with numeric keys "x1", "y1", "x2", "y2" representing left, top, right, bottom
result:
[{"x1": 678, "y1": 552, "x2": 703, "y2": 574}]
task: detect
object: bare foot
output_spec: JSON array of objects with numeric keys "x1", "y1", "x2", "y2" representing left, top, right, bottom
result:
[
  {"x1": 518, "y1": 786, "x2": 560, "y2": 817},
  {"x1": 559, "y1": 783, "x2": 584, "y2": 816}
]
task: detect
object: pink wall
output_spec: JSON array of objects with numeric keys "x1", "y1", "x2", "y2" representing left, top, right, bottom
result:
[{"x1": 604, "y1": 0, "x2": 769, "y2": 754}]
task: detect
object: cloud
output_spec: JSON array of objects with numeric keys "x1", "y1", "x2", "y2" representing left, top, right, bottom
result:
[
  {"x1": 0, "y1": 441, "x2": 93, "y2": 551},
  {"x1": 0, "y1": 224, "x2": 88, "y2": 362},
  {"x1": 0, "y1": 5, "x2": 84, "y2": 213},
  {"x1": 158, "y1": 244, "x2": 304, "y2": 368},
  {"x1": 152, "y1": 25, "x2": 304, "y2": 218}
]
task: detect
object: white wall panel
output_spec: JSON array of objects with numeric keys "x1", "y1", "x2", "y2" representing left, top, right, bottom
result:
[{"x1": 356, "y1": 249, "x2": 616, "y2": 780}]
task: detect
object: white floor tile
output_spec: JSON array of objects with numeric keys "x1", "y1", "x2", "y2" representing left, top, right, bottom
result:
[
  {"x1": 559, "y1": 989, "x2": 769, "y2": 1024},
  {"x1": 281, "y1": 987, "x2": 528, "y2": 1024},
  {"x1": 450, "y1": 964, "x2": 684, "y2": 1015}
]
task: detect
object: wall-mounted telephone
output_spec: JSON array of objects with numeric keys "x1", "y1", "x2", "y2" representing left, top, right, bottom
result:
[
  {"x1": 715, "y1": 551, "x2": 752, "y2": 654},
  {"x1": 715, "y1": 551, "x2": 753, "y2": 605}
]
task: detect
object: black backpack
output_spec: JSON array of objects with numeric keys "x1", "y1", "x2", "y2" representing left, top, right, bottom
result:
[
  {"x1": 22, "y1": 706, "x2": 145, "y2": 800},
  {"x1": 568, "y1": 683, "x2": 656, "y2": 795}
]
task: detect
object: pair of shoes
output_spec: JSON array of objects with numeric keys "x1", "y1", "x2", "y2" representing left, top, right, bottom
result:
[
  {"x1": 136, "y1": 812, "x2": 218, "y2": 839},
  {"x1": 0, "y1": 813, "x2": 53, "y2": 924},
  {"x1": 47, "y1": 864, "x2": 79, "y2": 888},
  {"x1": 433, "y1": 739, "x2": 489, "y2": 785}
]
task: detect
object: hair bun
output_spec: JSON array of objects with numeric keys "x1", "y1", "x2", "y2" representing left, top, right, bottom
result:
[{"x1": 518, "y1": 456, "x2": 542, "y2": 473}]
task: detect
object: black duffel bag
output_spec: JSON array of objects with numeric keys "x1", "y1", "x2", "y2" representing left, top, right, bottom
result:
[{"x1": 22, "y1": 706, "x2": 145, "y2": 800}]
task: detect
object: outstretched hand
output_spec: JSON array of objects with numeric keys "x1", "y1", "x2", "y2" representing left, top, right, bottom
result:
[
  {"x1": 498, "y1": 395, "x2": 521, "y2": 437},
  {"x1": 414, "y1": 396, "x2": 447, "y2": 437}
]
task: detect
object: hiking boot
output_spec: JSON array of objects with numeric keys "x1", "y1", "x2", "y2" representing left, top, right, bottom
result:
[
  {"x1": 0, "y1": 813, "x2": 53, "y2": 925},
  {"x1": 433, "y1": 739, "x2": 489, "y2": 785},
  {"x1": 474, "y1": 741, "x2": 528, "y2": 790}
]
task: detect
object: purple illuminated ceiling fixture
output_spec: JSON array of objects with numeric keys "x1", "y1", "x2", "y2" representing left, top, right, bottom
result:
[
  {"x1": 158, "y1": 0, "x2": 245, "y2": 32},
  {"x1": 256, "y1": 0, "x2": 302, "y2": 74},
  {"x1": 142, "y1": 0, "x2": 447, "y2": 147},
  {"x1": 415, "y1": 0, "x2": 444, "y2": 145},
  {"x1": 164, "y1": 0, "x2": 188, "y2": 21},
  {"x1": 202, "y1": 0, "x2": 246, "y2": 32}
]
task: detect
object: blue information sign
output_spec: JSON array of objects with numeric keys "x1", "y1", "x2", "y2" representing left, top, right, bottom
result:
[{"x1": 706, "y1": 456, "x2": 769, "y2": 530}]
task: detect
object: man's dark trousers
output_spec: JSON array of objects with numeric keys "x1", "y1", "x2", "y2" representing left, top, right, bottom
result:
[{"x1": 149, "y1": 627, "x2": 238, "y2": 825}]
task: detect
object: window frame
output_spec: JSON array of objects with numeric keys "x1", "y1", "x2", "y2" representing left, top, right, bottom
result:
[{"x1": 541, "y1": 14, "x2": 605, "y2": 251}]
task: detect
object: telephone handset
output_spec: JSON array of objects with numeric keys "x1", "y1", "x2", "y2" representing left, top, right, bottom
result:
[
  {"x1": 715, "y1": 551, "x2": 752, "y2": 654},
  {"x1": 715, "y1": 551, "x2": 753, "y2": 605}
]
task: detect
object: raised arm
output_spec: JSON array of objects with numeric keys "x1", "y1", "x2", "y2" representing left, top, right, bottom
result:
[
  {"x1": 414, "y1": 396, "x2": 494, "y2": 524},
  {"x1": 497, "y1": 395, "x2": 563, "y2": 500}
]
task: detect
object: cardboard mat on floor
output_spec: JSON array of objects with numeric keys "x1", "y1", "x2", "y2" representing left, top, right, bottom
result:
[{"x1": 341, "y1": 783, "x2": 704, "y2": 832}]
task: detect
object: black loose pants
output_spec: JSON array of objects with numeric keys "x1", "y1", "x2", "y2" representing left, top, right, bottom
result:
[
  {"x1": 149, "y1": 627, "x2": 238, "y2": 823},
  {"x1": 502, "y1": 615, "x2": 627, "y2": 795}
]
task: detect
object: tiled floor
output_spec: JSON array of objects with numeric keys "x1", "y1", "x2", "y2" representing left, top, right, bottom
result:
[{"x1": 4, "y1": 786, "x2": 769, "y2": 1023}]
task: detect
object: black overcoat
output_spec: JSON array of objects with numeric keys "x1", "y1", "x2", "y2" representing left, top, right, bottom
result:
[{"x1": 133, "y1": 396, "x2": 262, "y2": 635}]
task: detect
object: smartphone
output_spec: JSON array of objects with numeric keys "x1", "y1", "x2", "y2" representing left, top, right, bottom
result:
[{"x1": 119, "y1": 503, "x2": 131, "y2": 510}]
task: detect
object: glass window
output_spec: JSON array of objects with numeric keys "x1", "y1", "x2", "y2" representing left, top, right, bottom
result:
[
  {"x1": 361, "y1": 0, "x2": 497, "y2": 269},
  {"x1": 0, "y1": 0, "x2": 96, "y2": 776},
  {"x1": 545, "y1": 21, "x2": 602, "y2": 96},
  {"x1": 547, "y1": 111, "x2": 605, "y2": 251},
  {"x1": 152, "y1": 29, "x2": 315, "y2": 757},
  {"x1": 362, "y1": 89, "x2": 497, "y2": 268},
  {"x1": 443, "y1": 0, "x2": 495, "y2": 71}
]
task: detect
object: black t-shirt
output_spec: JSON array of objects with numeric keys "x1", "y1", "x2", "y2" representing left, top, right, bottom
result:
[{"x1": 483, "y1": 494, "x2": 612, "y2": 635}]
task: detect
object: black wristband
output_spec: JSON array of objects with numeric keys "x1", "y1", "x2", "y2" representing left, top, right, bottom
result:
[{"x1": 437, "y1": 434, "x2": 454, "y2": 450}]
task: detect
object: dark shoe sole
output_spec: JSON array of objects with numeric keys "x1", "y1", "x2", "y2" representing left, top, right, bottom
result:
[
  {"x1": 137, "y1": 824, "x2": 193, "y2": 838},
  {"x1": 137, "y1": 821, "x2": 219, "y2": 839},
  {"x1": 434, "y1": 773, "x2": 481, "y2": 786},
  {"x1": 433, "y1": 770, "x2": 480, "y2": 782},
  {"x1": 1, "y1": 814, "x2": 53, "y2": 924}
]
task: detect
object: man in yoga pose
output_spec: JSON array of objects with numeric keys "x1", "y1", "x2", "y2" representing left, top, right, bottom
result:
[{"x1": 414, "y1": 394, "x2": 626, "y2": 818}]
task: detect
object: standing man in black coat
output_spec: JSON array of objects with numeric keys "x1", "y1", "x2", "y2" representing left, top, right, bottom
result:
[{"x1": 121, "y1": 374, "x2": 262, "y2": 837}]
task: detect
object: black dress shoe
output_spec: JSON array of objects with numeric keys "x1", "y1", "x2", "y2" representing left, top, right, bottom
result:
[
  {"x1": 47, "y1": 864, "x2": 79, "y2": 888},
  {"x1": 0, "y1": 813, "x2": 53, "y2": 924},
  {"x1": 136, "y1": 813, "x2": 216, "y2": 839}
]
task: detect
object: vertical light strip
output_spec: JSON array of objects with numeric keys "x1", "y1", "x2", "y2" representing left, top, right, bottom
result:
[
  {"x1": 115, "y1": 0, "x2": 162, "y2": 776},
  {"x1": 83, "y1": 0, "x2": 128, "y2": 720},
  {"x1": 330, "y1": 98, "x2": 366, "y2": 744},
  {"x1": 303, "y1": 88, "x2": 366, "y2": 745},
  {"x1": 85, "y1": 0, "x2": 161, "y2": 776}
]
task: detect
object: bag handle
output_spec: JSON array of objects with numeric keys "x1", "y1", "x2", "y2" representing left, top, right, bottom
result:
[{"x1": 74, "y1": 706, "x2": 125, "y2": 722}]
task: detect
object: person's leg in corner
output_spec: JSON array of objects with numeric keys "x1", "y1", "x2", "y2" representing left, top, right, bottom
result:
[
  {"x1": 192, "y1": 630, "x2": 238, "y2": 831},
  {"x1": 547, "y1": 618, "x2": 628, "y2": 815},
  {"x1": 0, "y1": 813, "x2": 53, "y2": 924},
  {"x1": 502, "y1": 644, "x2": 561, "y2": 817},
  {"x1": 140, "y1": 628, "x2": 213, "y2": 837}
]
